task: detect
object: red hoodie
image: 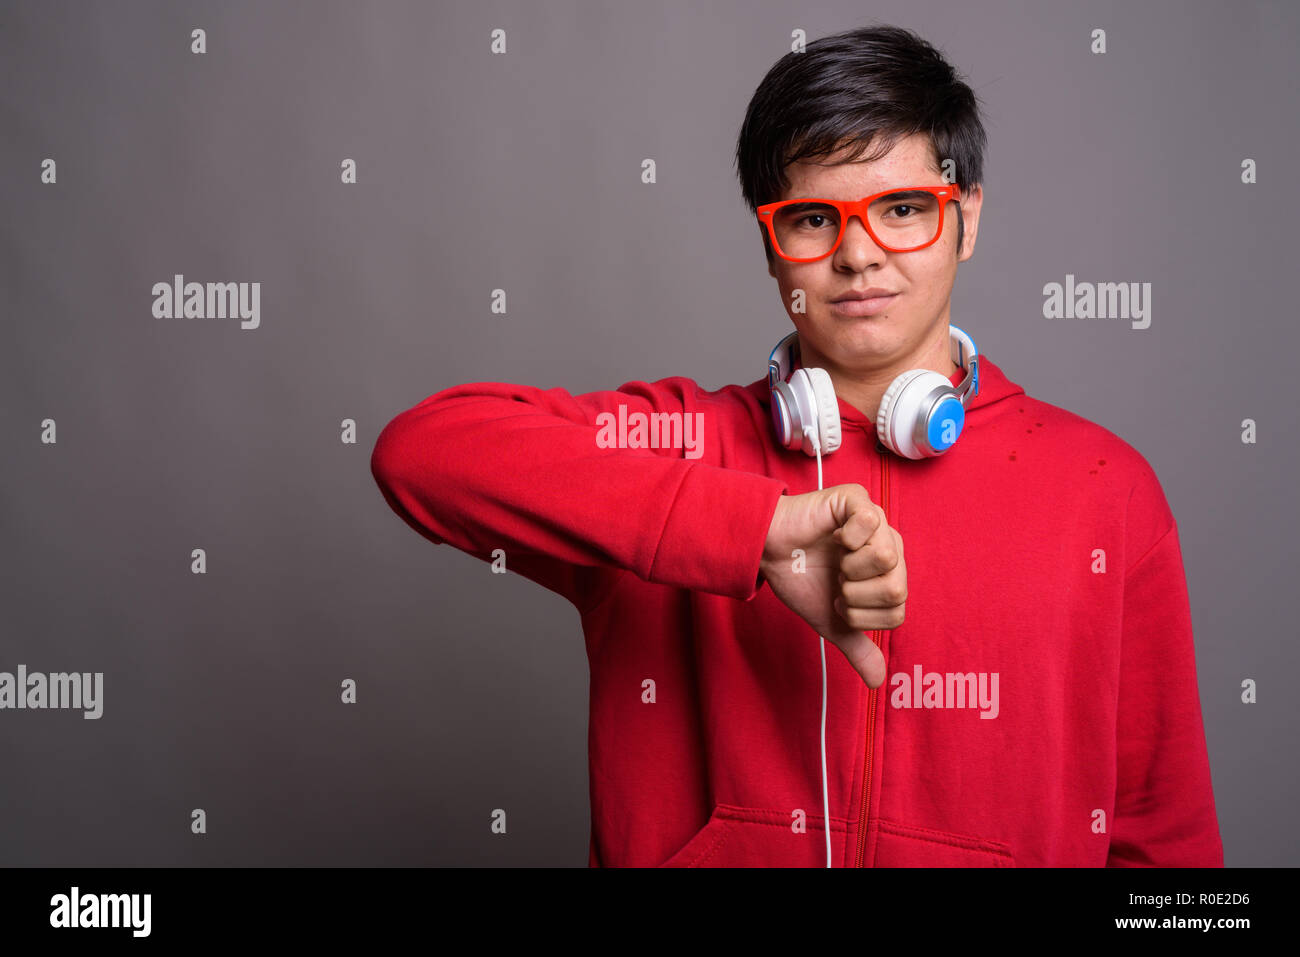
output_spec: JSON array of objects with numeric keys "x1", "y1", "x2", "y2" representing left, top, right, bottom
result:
[{"x1": 369, "y1": 351, "x2": 1224, "y2": 868}]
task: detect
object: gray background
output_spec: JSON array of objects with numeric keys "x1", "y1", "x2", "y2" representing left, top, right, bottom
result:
[{"x1": 1, "y1": 0, "x2": 1295, "y2": 867}]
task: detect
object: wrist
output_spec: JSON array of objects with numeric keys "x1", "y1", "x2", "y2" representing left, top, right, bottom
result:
[{"x1": 761, "y1": 493, "x2": 790, "y2": 572}]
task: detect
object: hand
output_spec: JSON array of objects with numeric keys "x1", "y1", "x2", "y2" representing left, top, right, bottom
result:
[{"x1": 758, "y1": 483, "x2": 906, "y2": 689}]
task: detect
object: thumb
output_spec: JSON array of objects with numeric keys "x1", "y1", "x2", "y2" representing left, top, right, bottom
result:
[{"x1": 827, "y1": 628, "x2": 887, "y2": 689}]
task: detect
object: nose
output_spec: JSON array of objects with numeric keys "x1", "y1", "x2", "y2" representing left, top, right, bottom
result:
[{"x1": 832, "y1": 213, "x2": 886, "y2": 269}]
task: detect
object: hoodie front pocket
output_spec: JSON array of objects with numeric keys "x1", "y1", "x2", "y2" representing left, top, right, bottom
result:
[
  {"x1": 659, "y1": 804, "x2": 851, "y2": 867},
  {"x1": 872, "y1": 818, "x2": 1016, "y2": 867}
]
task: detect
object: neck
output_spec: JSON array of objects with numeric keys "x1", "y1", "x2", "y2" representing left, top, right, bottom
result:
[{"x1": 798, "y1": 327, "x2": 962, "y2": 424}]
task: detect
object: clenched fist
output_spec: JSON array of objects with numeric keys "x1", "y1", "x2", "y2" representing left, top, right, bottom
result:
[{"x1": 759, "y1": 483, "x2": 906, "y2": 689}]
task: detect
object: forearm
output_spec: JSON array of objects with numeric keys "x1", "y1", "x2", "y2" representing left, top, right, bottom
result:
[{"x1": 371, "y1": 380, "x2": 788, "y2": 602}]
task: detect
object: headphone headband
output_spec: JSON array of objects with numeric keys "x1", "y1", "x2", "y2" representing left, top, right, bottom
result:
[{"x1": 766, "y1": 333, "x2": 797, "y2": 391}]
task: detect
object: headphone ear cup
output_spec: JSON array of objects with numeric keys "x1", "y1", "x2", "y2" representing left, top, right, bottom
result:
[
  {"x1": 801, "y1": 367, "x2": 841, "y2": 454},
  {"x1": 770, "y1": 380, "x2": 799, "y2": 450},
  {"x1": 877, "y1": 370, "x2": 956, "y2": 459}
]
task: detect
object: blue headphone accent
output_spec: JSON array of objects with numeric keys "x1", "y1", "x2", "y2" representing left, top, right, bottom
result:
[
  {"x1": 927, "y1": 397, "x2": 965, "y2": 451},
  {"x1": 767, "y1": 325, "x2": 980, "y2": 461}
]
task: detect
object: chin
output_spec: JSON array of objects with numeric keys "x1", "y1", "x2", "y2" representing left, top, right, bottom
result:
[
  {"x1": 822, "y1": 321, "x2": 904, "y2": 363},
  {"x1": 826, "y1": 315, "x2": 894, "y2": 343}
]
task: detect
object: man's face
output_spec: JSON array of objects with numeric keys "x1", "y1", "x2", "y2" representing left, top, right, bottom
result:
[{"x1": 763, "y1": 133, "x2": 983, "y2": 378}]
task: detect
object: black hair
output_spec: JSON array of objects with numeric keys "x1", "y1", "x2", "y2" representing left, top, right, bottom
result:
[{"x1": 735, "y1": 24, "x2": 987, "y2": 262}]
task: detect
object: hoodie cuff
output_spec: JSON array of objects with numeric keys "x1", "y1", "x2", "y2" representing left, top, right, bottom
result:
[{"x1": 649, "y1": 464, "x2": 788, "y2": 601}]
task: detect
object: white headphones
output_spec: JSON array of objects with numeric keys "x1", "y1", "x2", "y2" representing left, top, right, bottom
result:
[{"x1": 767, "y1": 325, "x2": 980, "y2": 460}]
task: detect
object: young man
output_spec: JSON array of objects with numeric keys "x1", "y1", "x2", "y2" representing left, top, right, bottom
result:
[{"x1": 370, "y1": 25, "x2": 1223, "y2": 867}]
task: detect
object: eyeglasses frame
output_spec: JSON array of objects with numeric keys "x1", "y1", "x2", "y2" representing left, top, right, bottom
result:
[{"x1": 756, "y1": 184, "x2": 963, "y2": 262}]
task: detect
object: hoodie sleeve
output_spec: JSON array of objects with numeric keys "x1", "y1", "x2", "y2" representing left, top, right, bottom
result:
[
  {"x1": 1106, "y1": 496, "x2": 1224, "y2": 866},
  {"x1": 369, "y1": 378, "x2": 787, "y2": 612}
]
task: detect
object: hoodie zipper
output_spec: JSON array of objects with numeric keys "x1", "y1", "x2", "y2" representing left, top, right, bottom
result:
[{"x1": 854, "y1": 444, "x2": 891, "y2": 867}]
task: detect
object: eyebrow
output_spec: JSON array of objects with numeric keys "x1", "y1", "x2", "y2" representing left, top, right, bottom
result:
[
  {"x1": 871, "y1": 190, "x2": 934, "y2": 202},
  {"x1": 787, "y1": 190, "x2": 935, "y2": 204}
]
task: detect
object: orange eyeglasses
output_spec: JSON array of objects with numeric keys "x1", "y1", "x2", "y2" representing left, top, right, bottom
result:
[{"x1": 757, "y1": 185, "x2": 961, "y2": 262}]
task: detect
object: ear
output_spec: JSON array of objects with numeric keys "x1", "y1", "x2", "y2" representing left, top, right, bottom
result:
[
  {"x1": 957, "y1": 184, "x2": 983, "y2": 262},
  {"x1": 760, "y1": 224, "x2": 777, "y2": 278}
]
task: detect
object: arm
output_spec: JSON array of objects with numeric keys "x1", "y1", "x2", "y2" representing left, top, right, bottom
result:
[
  {"x1": 369, "y1": 377, "x2": 787, "y2": 612},
  {"x1": 1106, "y1": 516, "x2": 1224, "y2": 866}
]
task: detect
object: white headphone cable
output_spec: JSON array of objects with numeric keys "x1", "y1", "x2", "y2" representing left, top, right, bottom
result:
[{"x1": 804, "y1": 425, "x2": 832, "y2": 868}]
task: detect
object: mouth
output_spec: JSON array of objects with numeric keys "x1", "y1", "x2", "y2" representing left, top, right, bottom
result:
[{"x1": 829, "y1": 292, "x2": 898, "y2": 317}]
